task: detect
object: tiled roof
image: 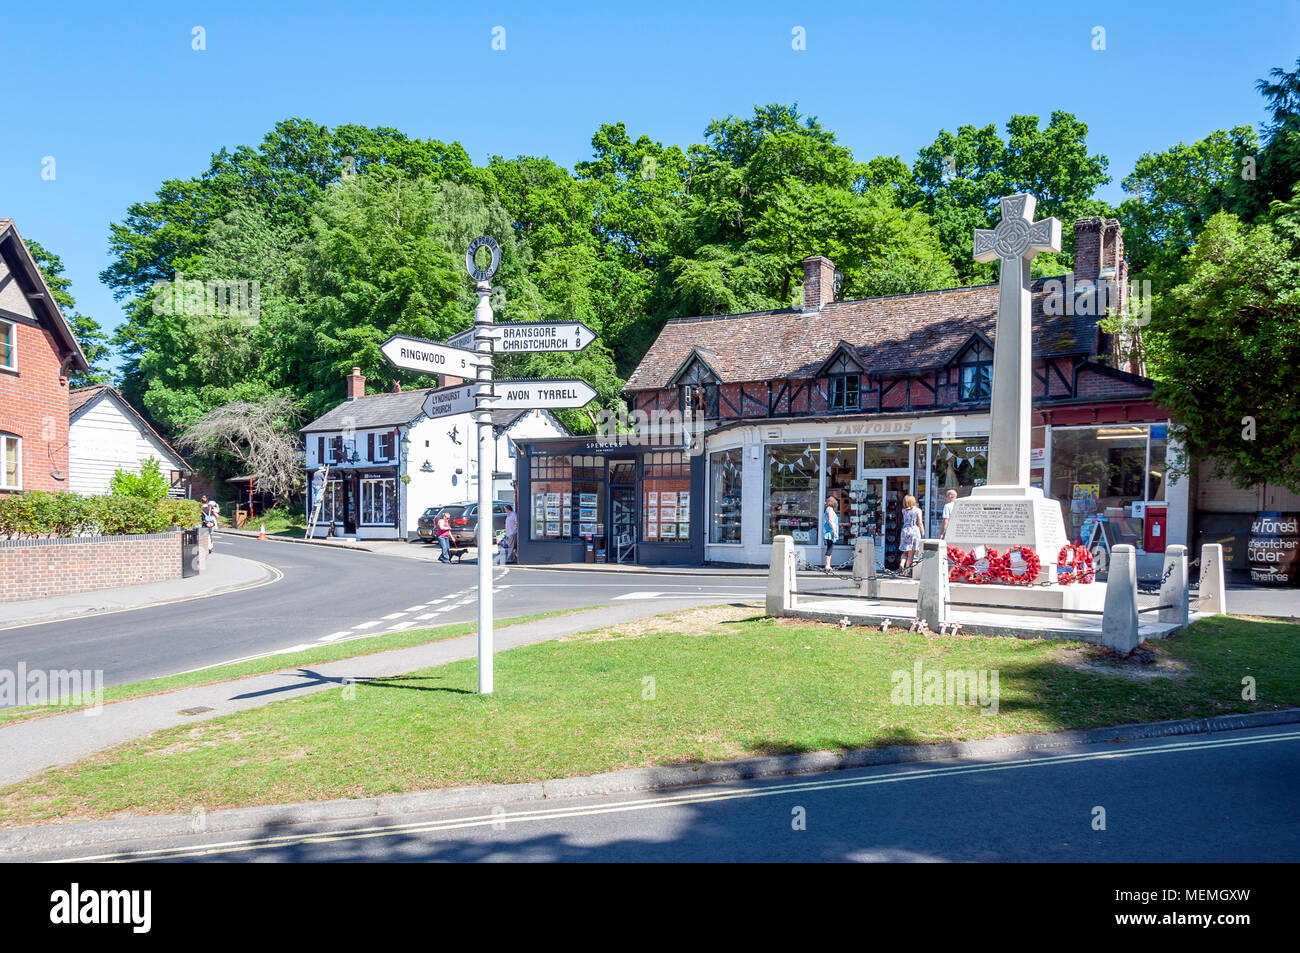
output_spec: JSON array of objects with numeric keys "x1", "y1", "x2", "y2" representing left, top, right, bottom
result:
[
  {"x1": 69, "y1": 384, "x2": 107, "y2": 415},
  {"x1": 624, "y1": 276, "x2": 1097, "y2": 391}
]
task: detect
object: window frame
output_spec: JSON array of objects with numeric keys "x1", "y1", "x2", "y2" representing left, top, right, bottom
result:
[
  {"x1": 0, "y1": 318, "x2": 15, "y2": 372},
  {"x1": 956, "y1": 339, "x2": 993, "y2": 402},
  {"x1": 1, "y1": 434, "x2": 21, "y2": 490}
]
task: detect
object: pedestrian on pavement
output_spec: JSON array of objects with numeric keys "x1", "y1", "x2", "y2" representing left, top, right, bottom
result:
[
  {"x1": 899, "y1": 494, "x2": 923, "y2": 573},
  {"x1": 503, "y1": 504, "x2": 517, "y2": 564},
  {"x1": 940, "y1": 489, "x2": 958, "y2": 538},
  {"x1": 200, "y1": 496, "x2": 219, "y2": 553},
  {"x1": 435, "y1": 511, "x2": 452, "y2": 563},
  {"x1": 822, "y1": 494, "x2": 840, "y2": 574}
]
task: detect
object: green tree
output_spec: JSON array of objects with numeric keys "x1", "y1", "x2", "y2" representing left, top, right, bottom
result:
[
  {"x1": 1117, "y1": 127, "x2": 1258, "y2": 285},
  {"x1": 24, "y1": 238, "x2": 111, "y2": 386},
  {"x1": 1150, "y1": 211, "x2": 1300, "y2": 492},
  {"x1": 912, "y1": 112, "x2": 1111, "y2": 282},
  {"x1": 1237, "y1": 56, "x2": 1300, "y2": 220}
]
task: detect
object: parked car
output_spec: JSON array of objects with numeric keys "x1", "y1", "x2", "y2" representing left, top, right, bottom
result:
[
  {"x1": 416, "y1": 504, "x2": 467, "y2": 542},
  {"x1": 416, "y1": 502, "x2": 510, "y2": 547}
]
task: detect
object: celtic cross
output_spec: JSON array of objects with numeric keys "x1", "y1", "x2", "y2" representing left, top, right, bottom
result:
[{"x1": 972, "y1": 194, "x2": 1062, "y2": 488}]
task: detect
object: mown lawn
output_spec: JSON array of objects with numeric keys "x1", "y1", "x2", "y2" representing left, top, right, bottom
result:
[{"x1": 0, "y1": 610, "x2": 1293, "y2": 829}]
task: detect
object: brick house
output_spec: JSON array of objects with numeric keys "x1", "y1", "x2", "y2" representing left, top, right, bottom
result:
[
  {"x1": 0, "y1": 219, "x2": 89, "y2": 494},
  {"x1": 516, "y1": 216, "x2": 1189, "y2": 572}
]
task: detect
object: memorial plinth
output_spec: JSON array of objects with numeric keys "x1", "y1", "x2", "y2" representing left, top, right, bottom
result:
[{"x1": 945, "y1": 485, "x2": 1070, "y2": 583}]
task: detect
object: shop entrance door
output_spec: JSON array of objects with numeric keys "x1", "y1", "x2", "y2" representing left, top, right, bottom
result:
[
  {"x1": 342, "y1": 475, "x2": 358, "y2": 536},
  {"x1": 608, "y1": 461, "x2": 637, "y2": 563},
  {"x1": 855, "y1": 471, "x2": 910, "y2": 570}
]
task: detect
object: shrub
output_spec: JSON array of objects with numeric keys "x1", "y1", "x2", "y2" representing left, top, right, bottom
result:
[
  {"x1": 0, "y1": 491, "x2": 199, "y2": 538},
  {"x1": 109, "y1": 456, "x2": 170, "y2": 501}
]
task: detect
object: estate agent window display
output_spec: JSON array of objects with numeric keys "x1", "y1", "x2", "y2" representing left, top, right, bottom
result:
[
  {"x1": 529, "y1": 454, "x2": 606, "y2": 541},
  {"x1": 643, "y1": 450, "x2": 691, "y2": 543}
]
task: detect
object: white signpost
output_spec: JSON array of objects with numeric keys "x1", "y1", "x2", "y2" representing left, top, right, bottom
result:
[
  {"x1": 447, "y1": 321, "x2": 596, "y2": 354},
  {"x1": 381, "y1": 237, "x2": 599, "y2": 694},
  {"x1": 380, "y1": 335, "x2": 487, "y2": 378},
  {"x1": 419, "y1": 385, "x2": 477, "y2": 420},
  {"x1": 485, "y1": 379, "x2": 599, "y2": 409}
]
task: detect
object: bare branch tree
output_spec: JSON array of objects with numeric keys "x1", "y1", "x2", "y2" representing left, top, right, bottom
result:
[{"x1": 176, "y1": 396, "x2": 303, "y2": 504}]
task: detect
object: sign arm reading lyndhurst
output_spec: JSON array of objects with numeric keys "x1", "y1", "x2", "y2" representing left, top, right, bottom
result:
[{"x1": 379, "y1": 236, "x2": 601, "y2": 694}]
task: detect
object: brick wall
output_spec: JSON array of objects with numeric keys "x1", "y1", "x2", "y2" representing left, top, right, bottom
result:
[
  {"x1": 0, "y1": 320, "x2": 72, "y2": 494},
  {"x1": 0, "y1": 532, "x2": 182, "y2": 603}
]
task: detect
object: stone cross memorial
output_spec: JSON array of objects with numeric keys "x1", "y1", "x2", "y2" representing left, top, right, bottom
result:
[{"x1": 945, "y1": 193, "x2": 1070, "y2": 582}]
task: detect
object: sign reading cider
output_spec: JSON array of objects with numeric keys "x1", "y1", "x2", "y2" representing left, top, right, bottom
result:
[{"x1": 1248, "y1": 511, "x2": 1300, "y2": 586}]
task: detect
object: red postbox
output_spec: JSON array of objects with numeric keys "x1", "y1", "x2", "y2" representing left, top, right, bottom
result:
[{"x1": 1144, "y1": 504, "x2": 1167, "y2": 553}]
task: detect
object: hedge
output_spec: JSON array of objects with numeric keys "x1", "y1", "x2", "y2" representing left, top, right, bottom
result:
[{"x1": 0, "y1": 492, "x2": 202, "y2": 539}]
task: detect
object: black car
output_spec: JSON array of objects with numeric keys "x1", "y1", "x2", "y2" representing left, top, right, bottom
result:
[{"x1": 417, "y1": 502, "x2": 509, "y2": 547}]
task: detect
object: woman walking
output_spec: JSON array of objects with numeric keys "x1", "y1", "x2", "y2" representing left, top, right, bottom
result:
[
  {"x1": 822, "y1": 495, "x2": 840, "y2": 574},
  {"x1": 435, "y1": 511, "x2": 453, "y2": 564},
  {"x1": 899, "y1": 494, "x2": 923, "y2": 573},
  {"x1": 200, "y1": 495, "x2": 219, "y2": 553}
]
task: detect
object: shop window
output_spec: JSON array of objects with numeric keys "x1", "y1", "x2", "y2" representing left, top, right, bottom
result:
[
  {"x1": 1, "y1": 434, "x2": 20, "y2": 490},
  {"x1": 928, "y1": 437, "x2": 988, "y2": 537},
  {"x1": 530, "y1": 454, "x2": 573, "y2": 540},
  {"x1": 764, "y1": 443, "x2": 820, "y2": 544},
  {"x1": 957, "y1": 339, "x2": 993, "y2": 402},
  {"x1": 1148, "y1": 425, "x2": 1168, "y2": 501},
  {"x1": 360, "y1": 478, "x2": 396, "y2": 525},
  {"x1": 1050, "y1": 425, "x2": 1153, "y2": 545},
  {"x1": 644, "y1": 450, "x2": 690, "y2": 543},
  {"x1": 709, "y1": 448, "x2": 743, "y2": 544},
  {"x1": 319, "y1": 479, "x2": 344, "y2": 525},
  {"x1": 824, "y1": 444, "x2": 858, "y2": 544},
  {"x1": 861, "y1": 440, "x2": 911, "y2": 470}
]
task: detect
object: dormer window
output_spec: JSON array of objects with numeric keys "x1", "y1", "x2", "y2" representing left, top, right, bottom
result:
[
  {"x1": 676, "y1": 357, "x2": 719, "y2": 419},
  {"x1": 957, "y1": 338, "x2": 993, "y2": 402},
  {"x1": 826, "y1": 354, "x2": 861, "y2": 411}
]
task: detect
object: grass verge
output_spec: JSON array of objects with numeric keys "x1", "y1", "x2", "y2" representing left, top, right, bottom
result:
[
  {"x1": 1, "y1": 610, "x2": 1294, "y2": 829},
  {"x1": 0, "y1": 605, "x2": 601, "y2": 728}
]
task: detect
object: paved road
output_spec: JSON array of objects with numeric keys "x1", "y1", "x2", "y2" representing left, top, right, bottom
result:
[
  {"x1": 24, "y1": 723, "x2": 1298, "y2": 862},
  {"x1": 1, "y1": 536, "x2": 842, "y2": 692}
]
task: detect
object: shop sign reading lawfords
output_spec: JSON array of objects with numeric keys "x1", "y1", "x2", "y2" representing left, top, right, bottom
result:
[{"x1": 832, "y1": 421, "x2": 914, "y2": 435}]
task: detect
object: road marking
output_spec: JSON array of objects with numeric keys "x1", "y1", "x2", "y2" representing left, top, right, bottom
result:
[
  {"x1": 380, "y1": 612, "x2": 407, "y2": 620},
  {"x1": 405, "y1": 606, "x2": 425, "y2": 612},
  {"x1": 414, "y1": 613, "x2": 438, "y2": 621},
  {"x1": 613, "y1": 591, "x2": 665, "y2": 600},
  {"x1": 63, "y1": 729, "x2": 1300, "y2": 863},
  {"x1": 353, "y1": 621, "x2": 381, "y2": 630},
  {"x1": 317, "y1": 632, "x2": 353, "y2": 643}
]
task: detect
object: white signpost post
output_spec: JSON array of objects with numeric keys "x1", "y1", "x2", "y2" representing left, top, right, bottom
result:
[{"x1": 381, "y1": 236, "x2": 599, "y2": 694}]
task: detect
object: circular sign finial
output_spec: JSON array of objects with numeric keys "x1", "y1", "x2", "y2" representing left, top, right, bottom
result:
[{"x1": 466, "y1": 235, "x2": 501, "y2": 282}]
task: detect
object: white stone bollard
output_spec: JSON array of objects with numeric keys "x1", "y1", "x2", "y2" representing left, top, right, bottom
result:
[
  {"x1": 767, "y1": 534, "x2": 795, "y2": 617},
  {"x1": 916, "y1": 539, "x2": 948, "y2": 630},
  {"x1": 853, "y1": 537, "x2": 879, "y2": 598},
  {"x1": 1157, "y1": 544, "x2": 1189, "y2": 626},
  {"x1": 1102, "y1": 544, "x2": 1141, "y2": 654},
  {"x1": 1198, "y1": 543, "x2": 1227, "y2": 615}
]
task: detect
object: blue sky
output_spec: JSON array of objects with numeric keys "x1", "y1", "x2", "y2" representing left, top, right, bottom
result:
[{"x1": 2, "y1": 0, "x2": 1295, "y2": 352}]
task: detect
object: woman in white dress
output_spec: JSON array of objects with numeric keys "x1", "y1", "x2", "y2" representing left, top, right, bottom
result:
[{"x1": 899, "y1": 494, "x2": 923, "y2": 573}]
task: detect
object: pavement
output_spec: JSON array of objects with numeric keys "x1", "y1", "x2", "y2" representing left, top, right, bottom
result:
[
  {"x1": 0, "y1": 552, "x2": 278, "y2": 630},
  {"x1": 0, "y1": 599, "x2": 756, "y2": 789},
  {"x1": 5, "y1": 714, "x2": 1297, "y2": 861}
]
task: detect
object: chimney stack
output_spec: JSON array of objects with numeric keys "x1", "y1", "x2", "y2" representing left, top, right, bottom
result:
[
  {"x1": 800, "y1": 256, "x2": 838, "y2": 313},
  {"x1": 346, "y1": 367, "x2": 366, "y2": 400},
  {"x1": 1073, "y1": 217, "x2": 1128, "y2": 316}
]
